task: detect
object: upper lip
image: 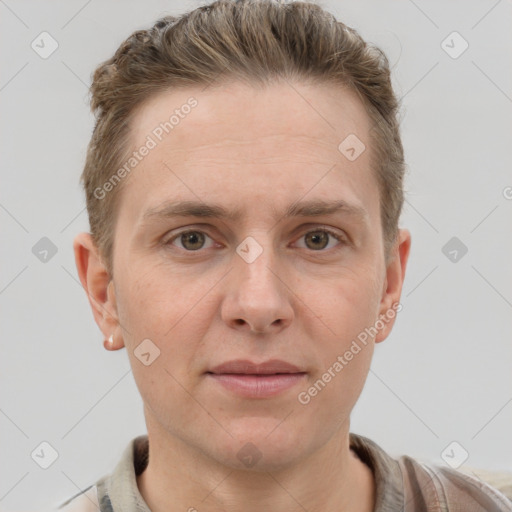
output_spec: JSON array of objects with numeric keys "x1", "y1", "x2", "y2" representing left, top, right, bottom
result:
[{"x1": 208, "y1": 359, "x2": 305, "y2": 375}]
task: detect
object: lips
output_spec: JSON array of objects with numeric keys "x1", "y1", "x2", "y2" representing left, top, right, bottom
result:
[
  {"x1": 208, "y1": 359, "x2": 304, "y2": 375},
  {"x1": 206, "y1": 359, "x2": 307, "y2": 398}
]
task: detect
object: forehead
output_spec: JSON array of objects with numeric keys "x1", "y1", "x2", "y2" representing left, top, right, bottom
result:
[
  {"x1": 130, "y1": 79, "x2": 370, "y2": 151},
  {"x1": 120, "y1": 79, "x2": 378, "y2": 226}
]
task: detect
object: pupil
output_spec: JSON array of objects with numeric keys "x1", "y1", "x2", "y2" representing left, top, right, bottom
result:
[
  {"x1": 307, "y1": 232, "x2": 327, "y2": 250},
  {"x1": 183, "y1": 232, "x2": 204, "y2": 250}
]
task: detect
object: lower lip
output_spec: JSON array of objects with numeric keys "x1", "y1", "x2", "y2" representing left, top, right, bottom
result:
[{"x1": 207, "y1": 373, "x2": 307, "y2": 398}]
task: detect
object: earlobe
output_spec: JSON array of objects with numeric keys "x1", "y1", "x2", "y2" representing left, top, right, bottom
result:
[
  {"x1": 374, "y1": 228, "x2": 411, "y2": 343},
  {"x1": 73, "y1": 232, "x2": 120, "y2": 345}
]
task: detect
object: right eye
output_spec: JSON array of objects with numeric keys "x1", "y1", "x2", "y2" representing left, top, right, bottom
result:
[{"x1": 165, "y1": 229, "x2": 216, "y2": 252}]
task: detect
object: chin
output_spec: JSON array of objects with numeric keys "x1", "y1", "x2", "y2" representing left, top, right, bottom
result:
[{"x1": 208, "y1": 417, "x2": 310, "y2": 472}]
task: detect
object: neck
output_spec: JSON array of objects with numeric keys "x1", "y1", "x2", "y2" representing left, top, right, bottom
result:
[{"x1": 136, "y1": 425, "x2": 375, "y2": 512}]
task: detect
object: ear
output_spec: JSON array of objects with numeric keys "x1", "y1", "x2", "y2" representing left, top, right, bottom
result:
[
  {"x1": 374, "y1": 228, "x2": 411, "y2": 343},
  {"x1": 73, "y1": 232, "x2": 124, "y2": 350}
]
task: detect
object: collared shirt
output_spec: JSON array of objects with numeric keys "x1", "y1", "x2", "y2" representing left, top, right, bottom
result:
[{"x1": 55, "y1": 433, "x2": 512, "y2": 511}]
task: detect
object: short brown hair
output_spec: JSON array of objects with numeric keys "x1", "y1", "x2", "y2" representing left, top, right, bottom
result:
[{"x1": 81, "y1": 0, "x2": 405, "y2": 278}]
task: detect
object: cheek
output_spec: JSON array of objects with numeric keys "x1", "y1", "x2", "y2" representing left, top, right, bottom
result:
[
  {"x1": 308, "y1": 269, "x2": 382, "y2": 342},
  {"x1": 301, "y1": 268, "x2": 381, "y2": 399},
  {"x1": 116, "y1": 267, "x2": 205, "y2": 419},
  {"x1": 117, "y1": 262, "x2": 192, "y2": 333},
  {"x1": 296, "y1": 277, "x2": 378, "y2": 422},
  {"x1": 115, "y1": 264, "x2": 214, "y2": 375}
]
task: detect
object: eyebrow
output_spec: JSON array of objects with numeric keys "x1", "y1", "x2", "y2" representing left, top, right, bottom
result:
[{"x1": 141, "y1": 199, "x2": 368, "y2": 224}]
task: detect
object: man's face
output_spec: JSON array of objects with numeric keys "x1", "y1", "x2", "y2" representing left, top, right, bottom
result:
[{"x1": 106, "y1": 80, "x2": 399, "y2": 469}]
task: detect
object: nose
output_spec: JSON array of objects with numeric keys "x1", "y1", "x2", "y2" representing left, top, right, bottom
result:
[{"x1": 220, "y1": 238, "x2": 294, "y2": 335}]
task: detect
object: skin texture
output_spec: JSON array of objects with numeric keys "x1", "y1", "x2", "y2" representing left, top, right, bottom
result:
[{"x1": 74, "y1": 79, "x2": 411, "y2": 512}]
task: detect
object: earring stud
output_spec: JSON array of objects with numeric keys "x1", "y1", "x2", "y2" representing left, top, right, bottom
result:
[{"x1": 104, "y1": 334, "x2": 114, "y2": 349}]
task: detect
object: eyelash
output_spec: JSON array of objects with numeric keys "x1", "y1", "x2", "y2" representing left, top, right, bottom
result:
[{"x1": 163, "y1": 227, "x2": 347, "y2": 254}]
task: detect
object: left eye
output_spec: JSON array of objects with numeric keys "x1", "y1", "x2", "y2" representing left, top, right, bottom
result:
[
  {"x1": 295, "y1": 229, "x2": 345, "y2": 251},
  {"x1": 165, "y1": 228, "x2": 345, "y2": 252}
]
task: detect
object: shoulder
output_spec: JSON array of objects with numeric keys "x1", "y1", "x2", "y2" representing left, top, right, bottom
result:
[
  {"x1": 397, "y1": 454, "x2": 512, "y2": 511},
  {"x1": 54, "y1": 474, "x2": 113, "y2": 512},
  {"x1": 349, "y1": 433, "x2": 512, "y2": 512},
  {"x1": 53, "y1": 435, "x2": 147, "y2": 511},
  {"x1": 54, "y1": 483, "x2": 100, "y2": 511}
]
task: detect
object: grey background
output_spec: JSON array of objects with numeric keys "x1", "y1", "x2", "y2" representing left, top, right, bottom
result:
[{"x1": 1, "y1": 0, "x2": 511, "y2": 510}]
